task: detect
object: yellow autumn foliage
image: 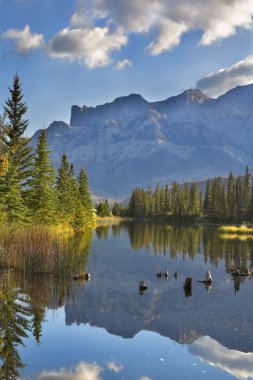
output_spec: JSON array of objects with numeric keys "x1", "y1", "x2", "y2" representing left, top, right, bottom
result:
[{"x1": 0, "y1": 153, "x2": 8, "y2": 176}]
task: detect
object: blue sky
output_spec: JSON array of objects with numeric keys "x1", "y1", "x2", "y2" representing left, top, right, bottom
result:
[{"x1": 0, "y1": 0, "x2": 253, "y2": 135}]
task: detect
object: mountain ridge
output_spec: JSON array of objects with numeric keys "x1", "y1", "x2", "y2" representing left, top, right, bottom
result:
[{"x1": 32, "y1": 83, "x2": 253, "y2": 198}]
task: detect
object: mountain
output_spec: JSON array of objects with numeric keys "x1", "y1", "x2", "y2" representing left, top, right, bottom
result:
[{"x1": 32, "y1": 84, "x2": 253, "y2": 198}]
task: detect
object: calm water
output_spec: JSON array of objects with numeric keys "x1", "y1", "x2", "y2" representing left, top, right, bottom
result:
[{"x1": 1, "y1": 222, "x2": 253, "y2": 380}]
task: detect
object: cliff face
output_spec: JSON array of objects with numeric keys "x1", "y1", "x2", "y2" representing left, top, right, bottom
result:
[{"x1": 33, "y1": 84, "x2": 253, "y2": 198}]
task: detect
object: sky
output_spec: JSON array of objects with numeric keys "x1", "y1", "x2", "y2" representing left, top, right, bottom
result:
[{"x1": 0, "y1": 0, "x2": 253, "y2": 135}]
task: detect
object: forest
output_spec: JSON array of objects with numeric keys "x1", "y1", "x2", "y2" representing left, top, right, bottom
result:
[
  {"x1": 0, "y1": 75, "x2": 94, "y2": 231},
  {"x1": 128, "y1": 168, "x2": 252, "y2": 223}
]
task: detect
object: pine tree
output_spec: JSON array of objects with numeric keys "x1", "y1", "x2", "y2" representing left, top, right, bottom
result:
[
  {"x1": 28, "y1": 130, "x2": 56, "y2": 224},
  {"x1": 235, "y1": 176, "x2": 243, "y2": 222},
  {"x1": 204, "y1": 179, "x2": 212, "y2": 219},
  {"x1": 56, "y1": 153, "x2": 72, "y2": 221},
  {"x1": 68, "y1": 163, "x2": 80, "y2": 218},
  {"x1": 1, "y1": 74, "x2": 34, "y2": 186},
  {"x1": 112, "y1": 202, "x2": 121, "y2": 216},
  {"x1": 188, "y1": 183, "x2": 200, "y2": 218},
  {"x1": 78, "y1": 167, "x2": 93, "y2": 221},
  {"x1": 227, "y1": 173, "x2": 235, "y2": 222},
  {"x1": 243, "y1": 166, "x2": 251, "y2": 220},
  {"x1": 0, "y1": 75, "x2": 34, "y2": 223},
  {"x1": 3, "y1": 161, "x2": 28, "y2": 224}
]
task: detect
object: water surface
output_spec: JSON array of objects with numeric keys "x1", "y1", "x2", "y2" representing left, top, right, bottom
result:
[{"x1": 1, "y1": 222, "x2": 253, "y2": 380}]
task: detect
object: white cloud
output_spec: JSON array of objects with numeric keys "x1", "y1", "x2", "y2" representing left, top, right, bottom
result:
[
  {"x1": 38, "y1": 361, "x2": 102, "y2": 380},
  {"x1": 196, "y1": 55, "x2": 253, "y2": 97},
  {"x1": 139, "y1": 377, "x2": 153, "y2": 380},
  {"x1": 89, "y1": 0, "x2": 253, "y2": 54},
  {"x1": 48, "y1": 26, "x2": 127, "y2": 69},
  {"x1": 146, "y1": 19, "x2": 187, "y2": 55},
  {"x1": 115, "y1": 58, "x2": 133, "y2": 70},
  {"x1": 1, "y1": 24, "x2": 44, "y2": 53},
  {"x1": 189, "y1": 336, "x2": 253, "y2": 380},
  {"x1": 106, "y1": 361, "x2": 124, "y2": 373},
  {"x1": 70, "y1": 0, "x2": 106, "y2": 28}
]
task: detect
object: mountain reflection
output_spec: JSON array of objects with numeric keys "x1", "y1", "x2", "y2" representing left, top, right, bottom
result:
[
  {"x1": 64, "y1": 222, "x2": 253, "y2": 353},
  {"x1": 2, "y1": 223, "x2": 253, "y2": 377}
]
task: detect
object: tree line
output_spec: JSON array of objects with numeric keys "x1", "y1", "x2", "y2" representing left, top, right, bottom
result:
[
  {"x1": 128, "y1": 167, "x2": 253, "y2": 223},
  {"x1": 0, "y1": 75, "x2": 94, "y2": 230}
]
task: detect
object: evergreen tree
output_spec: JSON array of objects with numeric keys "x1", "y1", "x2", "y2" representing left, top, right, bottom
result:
[
  {"x1": 1, "y1": 74, "x2": 34, "y2": 186},
  {"x1": 112, "y1": 202, "x2": 122, "y2": 216},
  {"x1": 68, "y1": 163, "x2": 80, "y2": 218},
  {"x1": 78, "y1": 167, "x2": 93, "y2": 222},
  {"x1": 56, "y1": 153, "x2": 72, "y2": 221},
  {"x1": 227, "y1": 173, "x2": 235, "y2": 222},
  {"x1": 204, "y1": 179, "x2": 212, "y2": 219},
  {"x1": 0, "y1": 74, "x2": 34, "y2": 222},
  {"x1": 97, "y1": 199, "x2": 110, "y2": 217},
  {"x1": 28, "y1": 130, "x2": 56, "y2": 224},
  {"x1": 3, "y1": 161, "x2": 28, "y2": 224},
  {"x1": 164, "y1": 184, "x2": 171, "y2": 216},
  {"x1": 235, "y1": 176, "x2": 244, "y2": 222},
  {"x1": 243, "y1": 166, "x2": 251, "y2": 219},
  {"x1": 188, "y1": 183, "x2": 200, "y2": 218}
]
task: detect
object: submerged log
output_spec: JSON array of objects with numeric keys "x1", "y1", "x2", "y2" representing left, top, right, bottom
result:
[
  {"x1": 183, "y1": 277, "x2": 192, "y2": 290},
  {"x1": 139, "y1": 280, "x2": 147, "y2": 291},
  {"x1": 227, "y1": 266, "x2": 252, "y2": 277},
  {"x1": 183, "y1": 277, "x2": 192, "y2": 297},
  {"x1": 73, "y1": 272, "x2": 91, "y2": 281},
  {"x1": 205, "y1": 271, "x2": 212, "y2": 284}
]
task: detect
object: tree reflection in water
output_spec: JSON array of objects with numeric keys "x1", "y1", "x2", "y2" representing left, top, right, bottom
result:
[
  {"x1": 0, "y1": 229, "x2": 92, "y2": 378},
  {"x1": 114, "y1": 222, "x2": 253, "y2": 273}
]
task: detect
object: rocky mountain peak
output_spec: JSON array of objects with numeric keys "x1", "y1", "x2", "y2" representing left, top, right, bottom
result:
[{"x1": 33, "y1": 83, "x2": 253, "y2": 198}]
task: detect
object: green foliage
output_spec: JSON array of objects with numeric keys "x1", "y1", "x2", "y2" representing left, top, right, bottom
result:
[
  {"x1": 0, "y1": 287, "x2": 31, "y2": 379},
  {"x1": 128, "y1": 167, "x2": 252, "y2": 223},
  {"x1": 112, "y1": 202, "x2": 122, "y2": 216},
  {"x1": 77, "y1": 167, "x2": 94, "y2": 225},
  {"x1": 28, "y1": 130, "x2": 56, "y2": 225},
  {"x1": 0, "y1": 74, "x2": 33, "y2": 223},
  {"x1": 97, "y1": 199, "x2": 111, "y2": 217},
  {"x1": 0, "y1": 75, "x2": 94, "y2": 228}
]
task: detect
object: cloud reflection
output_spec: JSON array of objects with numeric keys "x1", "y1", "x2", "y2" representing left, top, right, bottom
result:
[
  {"x1": 38, "y1": 361, "x2": 102, "y2": 380},
  {"x1": 189, "y1": 336, "x2": 253, "y2": 380},
  {"x1": 107, "y1": 361, "x2": 123, "y2": 373}
]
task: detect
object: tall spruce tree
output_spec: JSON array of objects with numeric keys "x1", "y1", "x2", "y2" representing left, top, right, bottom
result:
[
  {"x1": 243, "y1": 166, "x2": 251, "y2": 220},
  {"x1": 235, "y1": 176, "x2": 244, "y2": 222},
  {"x1": 204, "y1": 179, "x2": 212, "y2": 219},
  {"x1": 227, "y1": 173, "x2": 235, "y2": 222},
  {"x1": 28, "y1": 130, "x2": 56, "y2": 224},
  {"x1": 68, "y1": 163, "x2": 80, "y2": 217},
  {"x1": 0, "y1": 75, "x2": 33, "y2": 223},
  {"x1": 78, "y1": 167, "x2": 93, "y2": 221},
  {"x1": 56, "y1": 153, "x2": 72, "y2": 221},
  {"x1": 1, "y1": 74, "x2": 34, "y2": 185}
]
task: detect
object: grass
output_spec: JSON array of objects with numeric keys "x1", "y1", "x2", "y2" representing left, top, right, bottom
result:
[
  {"x1": 0, "y1": 224, "x2": 92, "y2": 277},
  {"x1": 219, "y1": 225, "x2": 253, "y2": 235},
  {"x1": 219, "y1": 233, "x2": 253, "y2": 241}
]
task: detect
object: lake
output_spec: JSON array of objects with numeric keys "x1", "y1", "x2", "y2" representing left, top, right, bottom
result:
[{"x1": 1, "y1": 222, "x2": 253, "y2": 380}]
